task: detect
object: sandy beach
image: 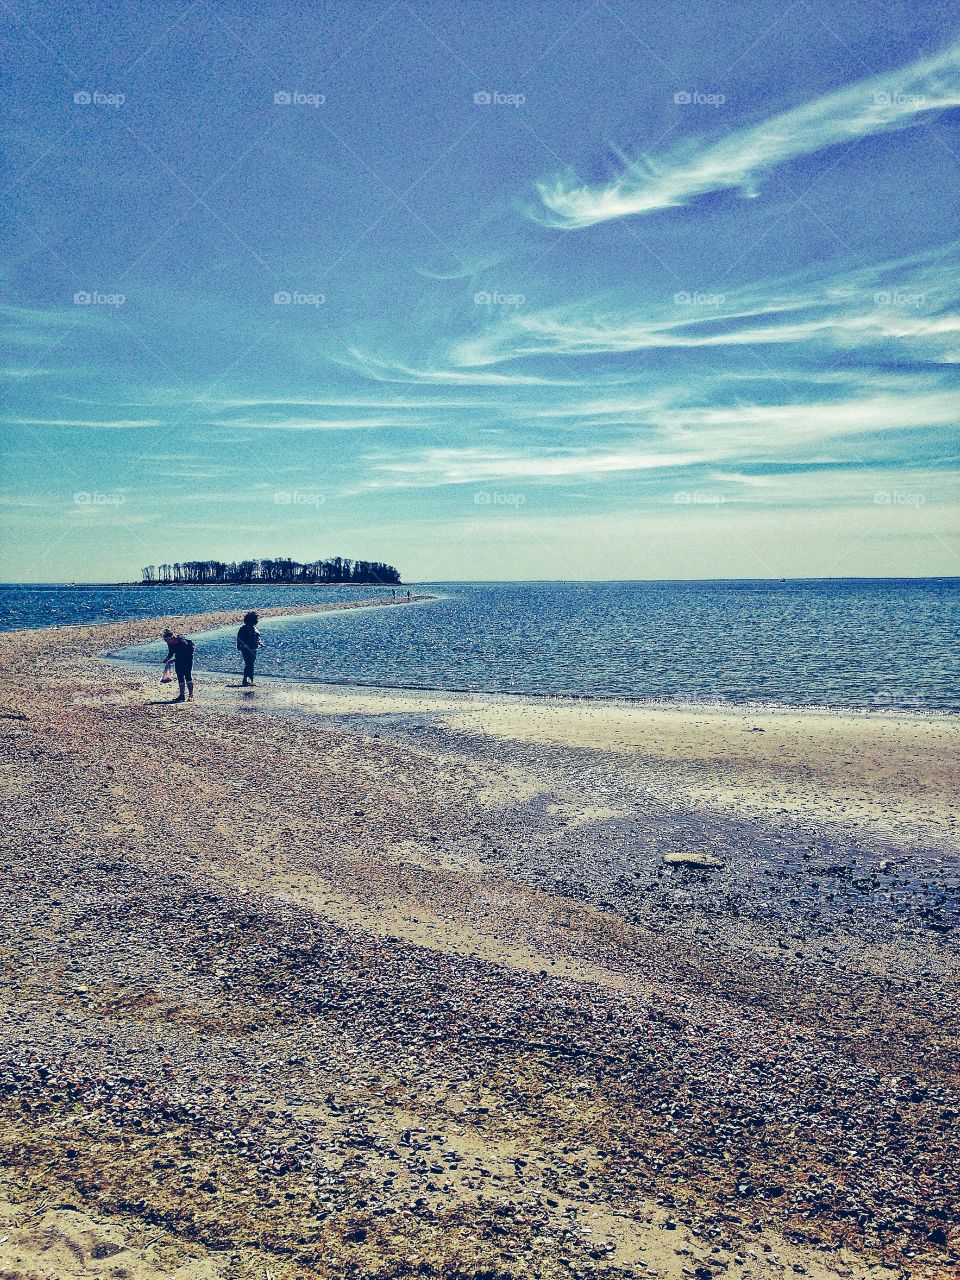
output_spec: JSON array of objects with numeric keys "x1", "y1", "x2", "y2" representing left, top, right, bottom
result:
[{"x1": 0, "y1": 603, "x2": 957, "y2": 1280}]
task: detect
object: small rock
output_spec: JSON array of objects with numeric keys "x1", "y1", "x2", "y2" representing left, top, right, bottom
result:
[{"x1": 663, "y1": 853, "x2": 723, "y2": 868}]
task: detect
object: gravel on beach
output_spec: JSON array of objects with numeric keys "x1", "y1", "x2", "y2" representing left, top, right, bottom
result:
[{"x1": 0, "y1": 604, "x2": 957, "y2": 1280}]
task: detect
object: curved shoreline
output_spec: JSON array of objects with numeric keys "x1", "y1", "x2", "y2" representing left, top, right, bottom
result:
[
  {"x1": 101, "y1": 593, "x2": 439, "y2": 661},
  {"x1": 1, "y1": 593, "x2": 433, "y2": 657},
  {"x1": 99, "y1": 599, "x2": 957, "y2": 721},
  {"x1": 4, "y1": 603, "x2": 959, "y2": 854},
  {"x1": 0, "y1": 588, "x2": 435, "y2": 637},
  {"x1": 112, "y1": 661, "x2": 960, "y2": 719}
]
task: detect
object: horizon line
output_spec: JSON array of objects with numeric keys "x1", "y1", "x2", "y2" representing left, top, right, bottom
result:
[{"x1": 2, "y1": 575, "x2": 958, "y2": 587}]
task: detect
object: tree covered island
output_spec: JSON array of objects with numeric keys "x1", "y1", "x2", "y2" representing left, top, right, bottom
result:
[{"x1": 140, "y1": 557, "x2": 401, "y2": 585}]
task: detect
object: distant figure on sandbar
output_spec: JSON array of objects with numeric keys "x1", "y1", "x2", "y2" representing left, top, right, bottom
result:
[
  {"x1": 406, "y1": 589, "x2": 411, "y2": 602},
  {"x1": 237, "y1": 610, "x2": 263, "y2": 686},
  {"x1": 162, "y1": 629, "x2": 195, "y2": 702}
]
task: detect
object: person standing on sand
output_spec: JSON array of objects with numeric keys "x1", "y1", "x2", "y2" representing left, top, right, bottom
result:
[
  {"x1": 237, "y1": 610, "x2": 263, "y2": 686},
  {"x1": 161, "y1": 629, "x2": 195, "y2": 702}
]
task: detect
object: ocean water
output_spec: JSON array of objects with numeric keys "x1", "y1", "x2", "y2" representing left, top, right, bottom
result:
[
  {"x1": 0, "y1": 582, "x2": 397, "y2": 632},
  {"x1": 102, "y1": 579, "x2": 960, "y2": 713}
]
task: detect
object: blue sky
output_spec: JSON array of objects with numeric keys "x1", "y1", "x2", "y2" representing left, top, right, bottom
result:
[{"x1": 2, "y1": 0, "x2": 959, "y2": 581}]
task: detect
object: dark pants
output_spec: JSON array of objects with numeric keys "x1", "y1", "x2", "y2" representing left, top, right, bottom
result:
[
  {"x1": 241, "y1": 649, "x2": 256, "y2": 680},
  {"x1": 174, "y1": 657, "x2": 193, "y2": 696}
]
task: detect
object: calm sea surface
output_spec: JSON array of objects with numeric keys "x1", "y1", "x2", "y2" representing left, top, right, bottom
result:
[
  {"x1": 6, "y1": 579, "x2": 952, "y2": 713},
  {"x1": 0, "y1": 582, "x2": 395, "y2": 631}
]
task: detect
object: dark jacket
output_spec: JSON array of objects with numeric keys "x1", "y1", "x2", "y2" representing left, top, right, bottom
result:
[
  {"x1": 164, "y1": 635, "x2": 193, "y2": 667},
  {"x1": 237, "y1": 624, "x2": 260, "y2": 654}
]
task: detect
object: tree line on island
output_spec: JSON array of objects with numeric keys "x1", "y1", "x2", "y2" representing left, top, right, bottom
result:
[{"x1": 140, "y1": 557, "x2": 401, "y2": 585}]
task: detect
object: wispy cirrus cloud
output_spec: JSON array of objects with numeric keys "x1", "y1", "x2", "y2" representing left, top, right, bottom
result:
[
  {"x1": 340, "y1": 349, "x2": 586, "y2": 387},
  {"x1": 1, "y1": 366, "x2": 64, "y2": 379},
  {"x1": 1, "y1": 416, "x2": 162, "y2": 428},
  {"x1": 652, "y1": 389, "x2": 960, "y2": 444},
  {"x1": 534, "y1": 43, "x2": 960, "y2": 228},
  {"x1": 450, "y1": 249, "x2": 960, "y2": 366},
  {"x1": 207, "y1": 415, "x2": 436, "y2": 431},
  {"x1": 202, "y1": 394, "x2": 491, "y2": 410},
  {"x1": 453, "y1": 300, "x2": 960, "y2": 365},
  {"x1": 363, "y1": 445, "x2": 707, "y2": 489},
  {"x1": 2, "y1": 305, "x2": 87, "y2": 345},
  {"x1": 361, "y1": 386, "x2": 960, "y2": 492}
]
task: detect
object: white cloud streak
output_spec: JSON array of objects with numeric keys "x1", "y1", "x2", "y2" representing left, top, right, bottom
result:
[
  {"x1": 340, "y1": 349, "x2": 585, "y2": 387},
  {"x1": 1, "y1": 417, "x2": 162, "y2": 428},
  {"x1": 361, "y1": 388, "x2": 960, "y2": 491},
  {"x1": 535, "y1": 43, "x2": 960, "y2": 228},
  {"x1": 367, "y1": 446, "x2": 705, "y2": 488},
  {"x1": 208, "y1": 416, "x2": 435, "y2": 431},
  {"x1": 450, "y1": 251, "x2": 960, "y2": 366}
]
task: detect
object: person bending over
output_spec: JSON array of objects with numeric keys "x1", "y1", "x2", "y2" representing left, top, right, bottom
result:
[
  {"x1": 162, "y1": 628, "x2": 195, "y2": 702},
  {"x1": 237, "y1": 610, "x2": 263, "y2": 686}
]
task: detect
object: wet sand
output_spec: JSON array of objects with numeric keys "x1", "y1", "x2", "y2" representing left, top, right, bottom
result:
[{"x1": 0, "y1": 604, "x2": 957, "y2": 1279}]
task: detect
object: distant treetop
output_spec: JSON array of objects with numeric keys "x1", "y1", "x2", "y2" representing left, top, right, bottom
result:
[{"x1": 140, "y1": 557, "x2": 401, "y2": 585}]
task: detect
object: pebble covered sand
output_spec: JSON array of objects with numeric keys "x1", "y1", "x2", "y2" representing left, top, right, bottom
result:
[{"x1": 0, "y1": 600, "x2": 957, "y2": 1280}]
